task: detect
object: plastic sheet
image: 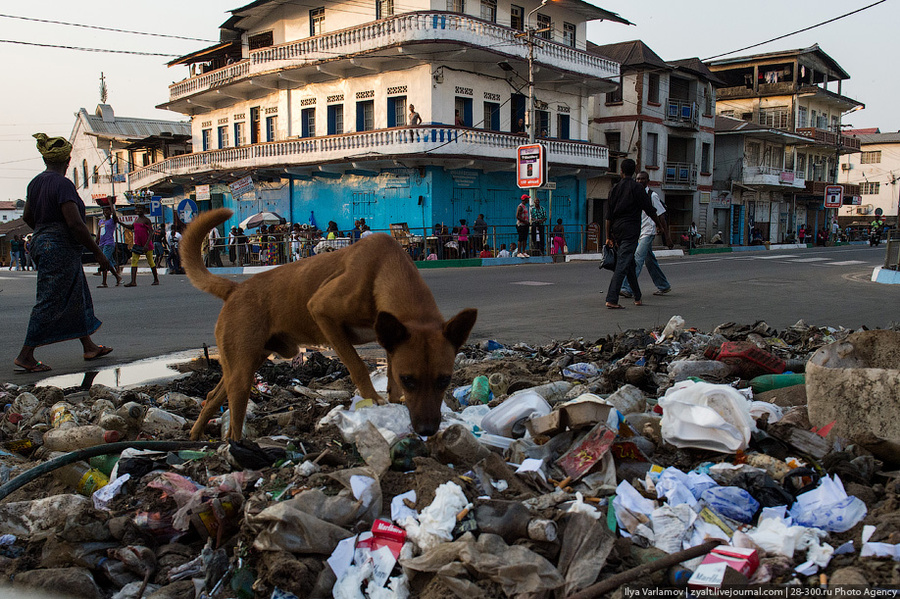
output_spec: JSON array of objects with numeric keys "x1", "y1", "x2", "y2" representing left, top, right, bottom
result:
[
  {"x1": 659, "y1": 380, "x2": 755, "y2": 453},
  {"x1": 789, "y1": 475, "x2": 867, "y2": 533},
  {"x1": 319, "y1": 403, "x2": 413, "y2": 445},
  {"x1": 701, "y1": 486, "x2": 760, "y2": 523}
]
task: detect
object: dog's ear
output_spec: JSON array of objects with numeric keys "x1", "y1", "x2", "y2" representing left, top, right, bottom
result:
[
  {"x1": 443, "y1": 308, "x2": 478, "y2": 350},
  {"x1": 375, "y1": 311, "x2": 410, "y2": 353}
]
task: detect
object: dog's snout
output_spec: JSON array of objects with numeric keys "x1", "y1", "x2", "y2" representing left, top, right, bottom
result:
[{"x1": 414, "y1": 422, "x2": 439, "y2": 437}]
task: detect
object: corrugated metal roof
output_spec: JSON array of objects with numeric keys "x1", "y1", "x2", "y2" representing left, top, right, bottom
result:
[
  {"x1": 78, "y1": 106, "x2": 190, "y2": 141},
  {"x1": 588, "y1": 40, "x2": 667, "y2": 70},
  {"x1": 853, "y1": 132, "x2": 900, "y2": 145}
]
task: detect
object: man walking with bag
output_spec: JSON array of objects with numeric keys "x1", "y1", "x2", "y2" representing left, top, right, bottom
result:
[
  {"x1": 604, "y1": 159, "x2": 669, "y2": 309},
  {"x1": 621, "y1": 171, "x2": 672, "y2": 298}
]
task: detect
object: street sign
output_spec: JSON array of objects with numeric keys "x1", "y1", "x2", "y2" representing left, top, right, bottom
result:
[
  {"x1": 517, "y1": 144, "x2": 546, "y2": 188},
  {"x1": 541, "y1": 182, "x2": 557, "y2": 190},
  {"x1": 230, "y1": 176, "x2": 255, "y2": 198},
  {"x1": 195, "y1": 184, "x2": 211, "y2": 201},
  {"x1": 178, "y1": 198, "x2": 199, "y2": 223},
  {"x1": 149, "y1": 195, "x2": 163, "y2": 218},
  {"x1": 824, "y1": 185, "x2": 843, "y2": 208}
]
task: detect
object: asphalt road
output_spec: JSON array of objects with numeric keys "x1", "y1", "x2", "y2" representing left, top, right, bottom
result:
[{"x1": 0, "y1": 244, "x2": 892, "y2": 385}]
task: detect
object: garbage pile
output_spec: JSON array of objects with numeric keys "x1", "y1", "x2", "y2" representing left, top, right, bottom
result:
[{"x1": 0, "y1": 318, "x2": 899, "y2": 599}]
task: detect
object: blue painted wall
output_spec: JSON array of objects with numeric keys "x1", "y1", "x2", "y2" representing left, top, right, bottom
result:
[{"x1": 209, "y1": 166, "x2": 587, "y2": 234}]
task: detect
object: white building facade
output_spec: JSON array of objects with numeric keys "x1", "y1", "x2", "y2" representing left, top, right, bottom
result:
[
  {"x1": 839, "y1": 132, "x2": 900, "y2": 227},
  {"x1": 131, "y1": 0, "x2": 629, "y2": 240}
]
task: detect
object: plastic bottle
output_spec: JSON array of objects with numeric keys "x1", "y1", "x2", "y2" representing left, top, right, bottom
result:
[
  {"x1": 488, "y1": 372, "x2": 509, "y2": 396},
  {"x1": 49, "y1": 402, "x2": 78, "y2": 429},
  {"x1": 43, "y1": 425, "x2": 121, "y2": 452},
  {"x1": 51, "y1": 460, "x2": 110, "y2": 495},
  {"x1": 668, "y1": 360, "x2": 733, "y2": 382},
  {"x1": 474, "y1": 500, "x2": 558, "y2": 543},
  {"x1": 89, "y1": 453, "x2": 120, "y2": 477},
  {"x1": 704, "y1": 341, "x2": 785, "y2": 379},
  {"x1": 480, "y1": 390, "x2": 551, "y2": 438},
  {"x1": 749, "y1": 373, "x2": 805, "y2": 393},
  {"x1": 116, "y1": 402, "x2": 146, "y2": 429},
  {"x1": 142, "y1": 407, "x2": 189, "y2": 436},
  {"x1": 660, "y1": 315, "x2": 685, "y2": 339},
  {"x1": 469, "y1": 375, "x2": 492, "y2": 405},
  {"x1": 526, "y1": 381, "x2": 574, "y2": 404}
]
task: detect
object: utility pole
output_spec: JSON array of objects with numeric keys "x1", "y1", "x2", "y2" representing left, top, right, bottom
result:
[{"x1": 524, "y1": 0, "x2": 548, "y2": 254}]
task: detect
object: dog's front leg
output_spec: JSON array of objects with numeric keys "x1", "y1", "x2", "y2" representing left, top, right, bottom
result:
[
  {"x1": 386, "y1": 357, "x2": 402, "y2": 404},
  {"x1": 313, "y1": 315, "x2": 383, "y2": 404}
]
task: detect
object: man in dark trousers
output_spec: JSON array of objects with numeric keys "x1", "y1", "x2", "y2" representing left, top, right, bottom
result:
[{"x1": 604, "y1": 159, "x2": 669, "y2": 309}]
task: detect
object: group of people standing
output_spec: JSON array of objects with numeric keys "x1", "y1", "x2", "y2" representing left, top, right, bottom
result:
[{"x1": 5, "y1": 234, "x2": 33, "y2": 271}]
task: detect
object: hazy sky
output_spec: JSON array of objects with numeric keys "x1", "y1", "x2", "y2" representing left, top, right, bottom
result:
[{"x1": 1, "y1": 0, "x2": 895, "y2": 201}]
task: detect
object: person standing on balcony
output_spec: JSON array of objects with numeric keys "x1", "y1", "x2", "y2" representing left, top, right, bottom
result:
[
  {"x1": 516, "y1": 195, "x2": 530, "y2": 254},
  {"x1": 409, "y1": 105, "x2": 422, "y2": 126},
  {"x1": 530, "y1": 197, "x2": 547, "y2": 255},
  {"x1": 455, "y1": 110, "x2": 465, "y2": 127},
  {"x1": 604, "y1": 159, "x2": 668, "y2": 310},
  {"x1": 620, "y1": 171, "x2": 672, "y2": 299}
]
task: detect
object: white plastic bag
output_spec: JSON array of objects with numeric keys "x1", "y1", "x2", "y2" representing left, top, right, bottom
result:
[
  {"x1": 658, "y1": 380, "x2": 755, "y2": 453},
  {"x1": 319, "y1": 403, "x2": 412, "y2": 445},
  {"x1": 789, "y1": 475, "x2": 867, "y2": 533}
]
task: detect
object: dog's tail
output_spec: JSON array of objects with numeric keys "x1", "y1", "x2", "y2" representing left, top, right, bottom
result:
[{"x1": 180, "y1": 208, "x2": 238, "y2": 301}]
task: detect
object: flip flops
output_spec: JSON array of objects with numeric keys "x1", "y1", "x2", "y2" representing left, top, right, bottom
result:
[
  {"x1": 14, "y1": 361, "x2": 52, "y2": 373},
  {"x1": 84, "y1": 345, "x2": 113, "y2": 361}
]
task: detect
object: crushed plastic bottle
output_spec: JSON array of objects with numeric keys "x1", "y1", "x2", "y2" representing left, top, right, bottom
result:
[
  {"x1": 43, "y1": 425, "x2": 121, "y2": 452},
  {"x1": 50, "y1": 458, "x2": 110, "y2": 496},
  {"x1": 469, "y1": 375, "x2": 492, "y2": 405},
  {"x1": 668, "y1": 360, "x2": 733, "y2": 382},
  {"x1": 50, "y1": 402, "x2": 78, "y2": 429}
]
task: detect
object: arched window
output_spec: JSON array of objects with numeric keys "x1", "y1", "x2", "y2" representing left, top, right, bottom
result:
[
  {"x1": 82, "y1": 160, "x2": 89, "y2": 189},
  {"x1": 72, "y1": 168, "x2": 79, "y2": 188}
]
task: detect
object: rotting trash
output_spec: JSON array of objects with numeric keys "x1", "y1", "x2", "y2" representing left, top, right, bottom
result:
[{"x1": 0, "y1": 320, "x2": 898, "y2": 597}]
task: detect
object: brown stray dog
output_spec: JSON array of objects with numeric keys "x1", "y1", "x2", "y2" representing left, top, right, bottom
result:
[{"x1": 181, "y1": 209, "x2": 477, "y2": 440}]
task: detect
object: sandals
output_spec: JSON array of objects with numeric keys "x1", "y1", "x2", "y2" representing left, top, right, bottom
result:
[
  {"x1": 14, "y1": 361, "x2": 52, "y2": 373},
  {"x1": 606, "y1": 303, "x2": 625, "y2": 309},
  {"x1": 84, "y1": 345, "x2": 113, "y2": 361},
  {"x1": 633, "y1": 300, "x2": 644, "y2": 306}
]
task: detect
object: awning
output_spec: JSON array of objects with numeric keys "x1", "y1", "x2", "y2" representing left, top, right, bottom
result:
[{"x1": 168, "y1": 40, "x2": 241, "y2": 67}]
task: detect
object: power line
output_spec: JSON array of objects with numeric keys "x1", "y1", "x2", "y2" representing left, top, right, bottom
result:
[
  {"x1": 0, "y1": 38, "x2": 178, "y2": 57},
  {"x1": 0, "y1": 13, "x2": 216, "y2": 43},
  {"x1": 703, "y1": 0, "x2": 889, "y2": 61}
]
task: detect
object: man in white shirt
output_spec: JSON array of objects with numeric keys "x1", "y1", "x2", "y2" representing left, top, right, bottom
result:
[
  {"x1": 207, "y1": 225, "x2": 224, "y2": 267},
  {"x1": 621, "y1": 171, "x2": 672, "y2": 297}
]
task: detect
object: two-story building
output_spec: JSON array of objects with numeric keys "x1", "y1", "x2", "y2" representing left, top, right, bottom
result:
[
  {"x1": 586, "y1": 40, "x2": 721, "y2": 242},
  {"x1": 713, "y1": 115, "x2": 813, "y2": 244},
  {"x1": 708, "y1": 45, "x2": 863, "y2": 242},
  {"x1": 0, "y1": 200, "x2": 24, "y2": 224},
  {"x1": 133, "y1": 0, "x2": 630, "y2": 237},
  {"x1": 69, "y1": 104, "x2": 191, "y2": 208},
  {"x1": 839, "y1": 130, "x2": 899, "y2": 228}
]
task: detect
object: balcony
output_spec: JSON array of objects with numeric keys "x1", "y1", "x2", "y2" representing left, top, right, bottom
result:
[
  {"x1": 741, "y1": 166, "x2": 806, "y2": 189},
  {"x1": 128, "y1": 127, "x2": 609, "y2": 189},
  {"x1": 665, "y1": 99, "x2": 699, "y2": 129},
  {"x1": 164, "y1": 12, "x2": 619, "y2": 108},
  {"x1": 804, "y1": 180, "x2": 861, "y2": 197},
  {"x1": 662, "y1": 162, "x2": 698, "y2": 190},
  {"x1": 796, "y1": 127, "x2": 860, "y2": 152}
]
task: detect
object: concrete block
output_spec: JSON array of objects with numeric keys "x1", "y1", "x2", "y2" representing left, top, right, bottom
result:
[{"x1": 806, "y1": 330, "x2": 900, "y2": 447}]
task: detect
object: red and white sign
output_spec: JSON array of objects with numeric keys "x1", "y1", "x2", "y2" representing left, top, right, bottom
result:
[
  {"x1": 824, "y1": 185, "x2": 843, "y2": 208},
  {"x1": 118, "y1": 215, "x2": 139, "y2": 226},
  {"x1": 517, "y1": 144, "x2": 546, "y2": 188}
]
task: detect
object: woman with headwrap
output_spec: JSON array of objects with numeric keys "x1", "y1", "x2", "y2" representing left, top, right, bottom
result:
[{"x1": 13, "y1": 133, "x2": 116, "y2": 372}]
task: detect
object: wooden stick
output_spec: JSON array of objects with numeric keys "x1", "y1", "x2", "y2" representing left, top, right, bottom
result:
[{"x1": 566, "y1": 540, "x2": 723, "y2": 599}]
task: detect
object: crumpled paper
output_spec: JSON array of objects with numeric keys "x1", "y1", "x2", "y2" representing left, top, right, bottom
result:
[{"x1": 402, "y1": 481, "x2": 470, "y2": 552}]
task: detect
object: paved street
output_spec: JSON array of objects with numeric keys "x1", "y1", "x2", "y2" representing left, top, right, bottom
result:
[{"x1": 0, "y1": 243, "x2": 892, "y2": 384}]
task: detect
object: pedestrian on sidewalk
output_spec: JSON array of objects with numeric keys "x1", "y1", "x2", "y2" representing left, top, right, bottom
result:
[
  {"x1": 472, "y1": 213, "x2": 487, "y2": 254},
  {"x1": 531, "y1": 197, "x2": 547, "y2": 255},
  {"x1": 604, "y1": 159, "x2": 669, "y2": 310},
  {"x1": 120, "y1": 204, "x2": 160, "y2": 287},
  {"x1": 9, "y1": 235, "x2": 21, "y2": 270},
  {"x1": 206, "y1": 225, "x2": 224, "y2": 267},
  {"x1": 14, "y1": 133, "x2": 115, "y2": 373},
  {"x1": 96, "y1": 206, "x2": 123, "y2": 287},
  {"x1": 516, "y1": 195, "x2": 530, "y2": 253},
  {"x1": 621, "y1": 171, "x2": 672, "y2": 298}
]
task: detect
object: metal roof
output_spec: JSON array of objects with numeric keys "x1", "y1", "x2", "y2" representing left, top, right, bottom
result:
[
  {"x1": 707, "y1": 44, "x2": 851, "y2": 81},
  {"x1": 852, "y1": 132, "x2": 900, "y2": 145},
  {"x1": 75, "y1": 105, "x2": 190, "y2": 142},
  {"x1": 588, "y1": 40, "x2": 667, "y2": 70}
]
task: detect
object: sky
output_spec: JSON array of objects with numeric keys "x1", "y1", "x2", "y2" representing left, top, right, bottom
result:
[{"x1": 1, "y1": 0, "x2": 896, "y2": 201}]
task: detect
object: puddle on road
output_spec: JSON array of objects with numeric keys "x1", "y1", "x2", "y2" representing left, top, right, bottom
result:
[{"x1": 36, "y1": 349, "x2": 206, "y2": 390}]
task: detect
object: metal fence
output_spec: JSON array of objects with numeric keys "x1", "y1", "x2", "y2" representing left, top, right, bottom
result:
[{"x1": 202, "y1": 223, "x2": 594, "y2": 267}]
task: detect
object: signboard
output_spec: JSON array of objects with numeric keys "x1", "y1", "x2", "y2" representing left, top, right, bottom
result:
[
  {"x1": 779, "y1": 171, "x2": 795, "y2": 184},
  {"x1": 711, "y1": 191, "x2": 732, "y2": 209},
  {"x1": 824, "y1": 185, "x2": 843, "y2": 208},
  {"x1": 586, "y1": 222, "x2": 602, "y2": 252},
  {"x1": 195, "y1": 184, "x2": 211, "y2": 201},
  {"x1": 229, "y1": 176, "x2": 255, "y2": 198},
  {"x1": 149, "y1": 195, "x2": 163, "y2": 218},
  {"x1": 516, "y1": 144, "x2": 546, "y2": 189},
  {"x1": 161, "y1": 198, "x2": 178, "y2": 206},
  {"x1": 541, "y1": 182, "x2": 557, "y2": 190},
  {"x1": 118, "y1": 215, "x2": 139, "y2": 226},
  {"x1": 178, "y1": 198, "x2": 198, "y2": 223}
]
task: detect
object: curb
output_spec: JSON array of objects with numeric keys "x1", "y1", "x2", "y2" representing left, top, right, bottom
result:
[{"x1": 872, "y1": 266, "x2": 900, "y2": 285}]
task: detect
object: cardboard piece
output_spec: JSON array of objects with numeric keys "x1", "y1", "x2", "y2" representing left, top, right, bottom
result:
[
  {"x1": 688, "y1": 561, "x2": 749, "y2": 590},
  {"x1": 556, "y1": 423, "x2": 617, "y2": 481},
  {"x1": 700, "y1": 546, "x2": 759, "y2": 578}
]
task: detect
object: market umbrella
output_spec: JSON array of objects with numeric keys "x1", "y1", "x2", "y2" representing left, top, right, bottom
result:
[{"x1": 239, "y1": 211, "x2": 286, "y2": 229}]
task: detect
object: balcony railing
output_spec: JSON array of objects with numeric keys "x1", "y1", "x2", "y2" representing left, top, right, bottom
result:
[
  {"x1": 167, "y1": 12, "x2": 619, "y2": 103},
  {"x1": 796, "y1": 127, "x2": 861, "y2": 151},
  {"x1": 804, "y1": 180, "x2": 861, "y2": 197},
  {"x1": 665, "y1": 99, "x2": 699, "y2": 129},
  {"x1": 663, "y1": 162, "x2": 698, "y2": 189},
  {"x1": 128, "y1": 127, "x2": 609, "y2": 189},
  {"x1": 742, "y1": 165, "x2": 806, "y2": 187}
]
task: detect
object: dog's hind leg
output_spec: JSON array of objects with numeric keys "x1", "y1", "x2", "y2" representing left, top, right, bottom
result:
[
  {"x1": 222, "y1": 359, "x2": 259, "y2": 440},
  {"x1": 189, "y1": 378, "x2": 228, "y2": 440}
]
